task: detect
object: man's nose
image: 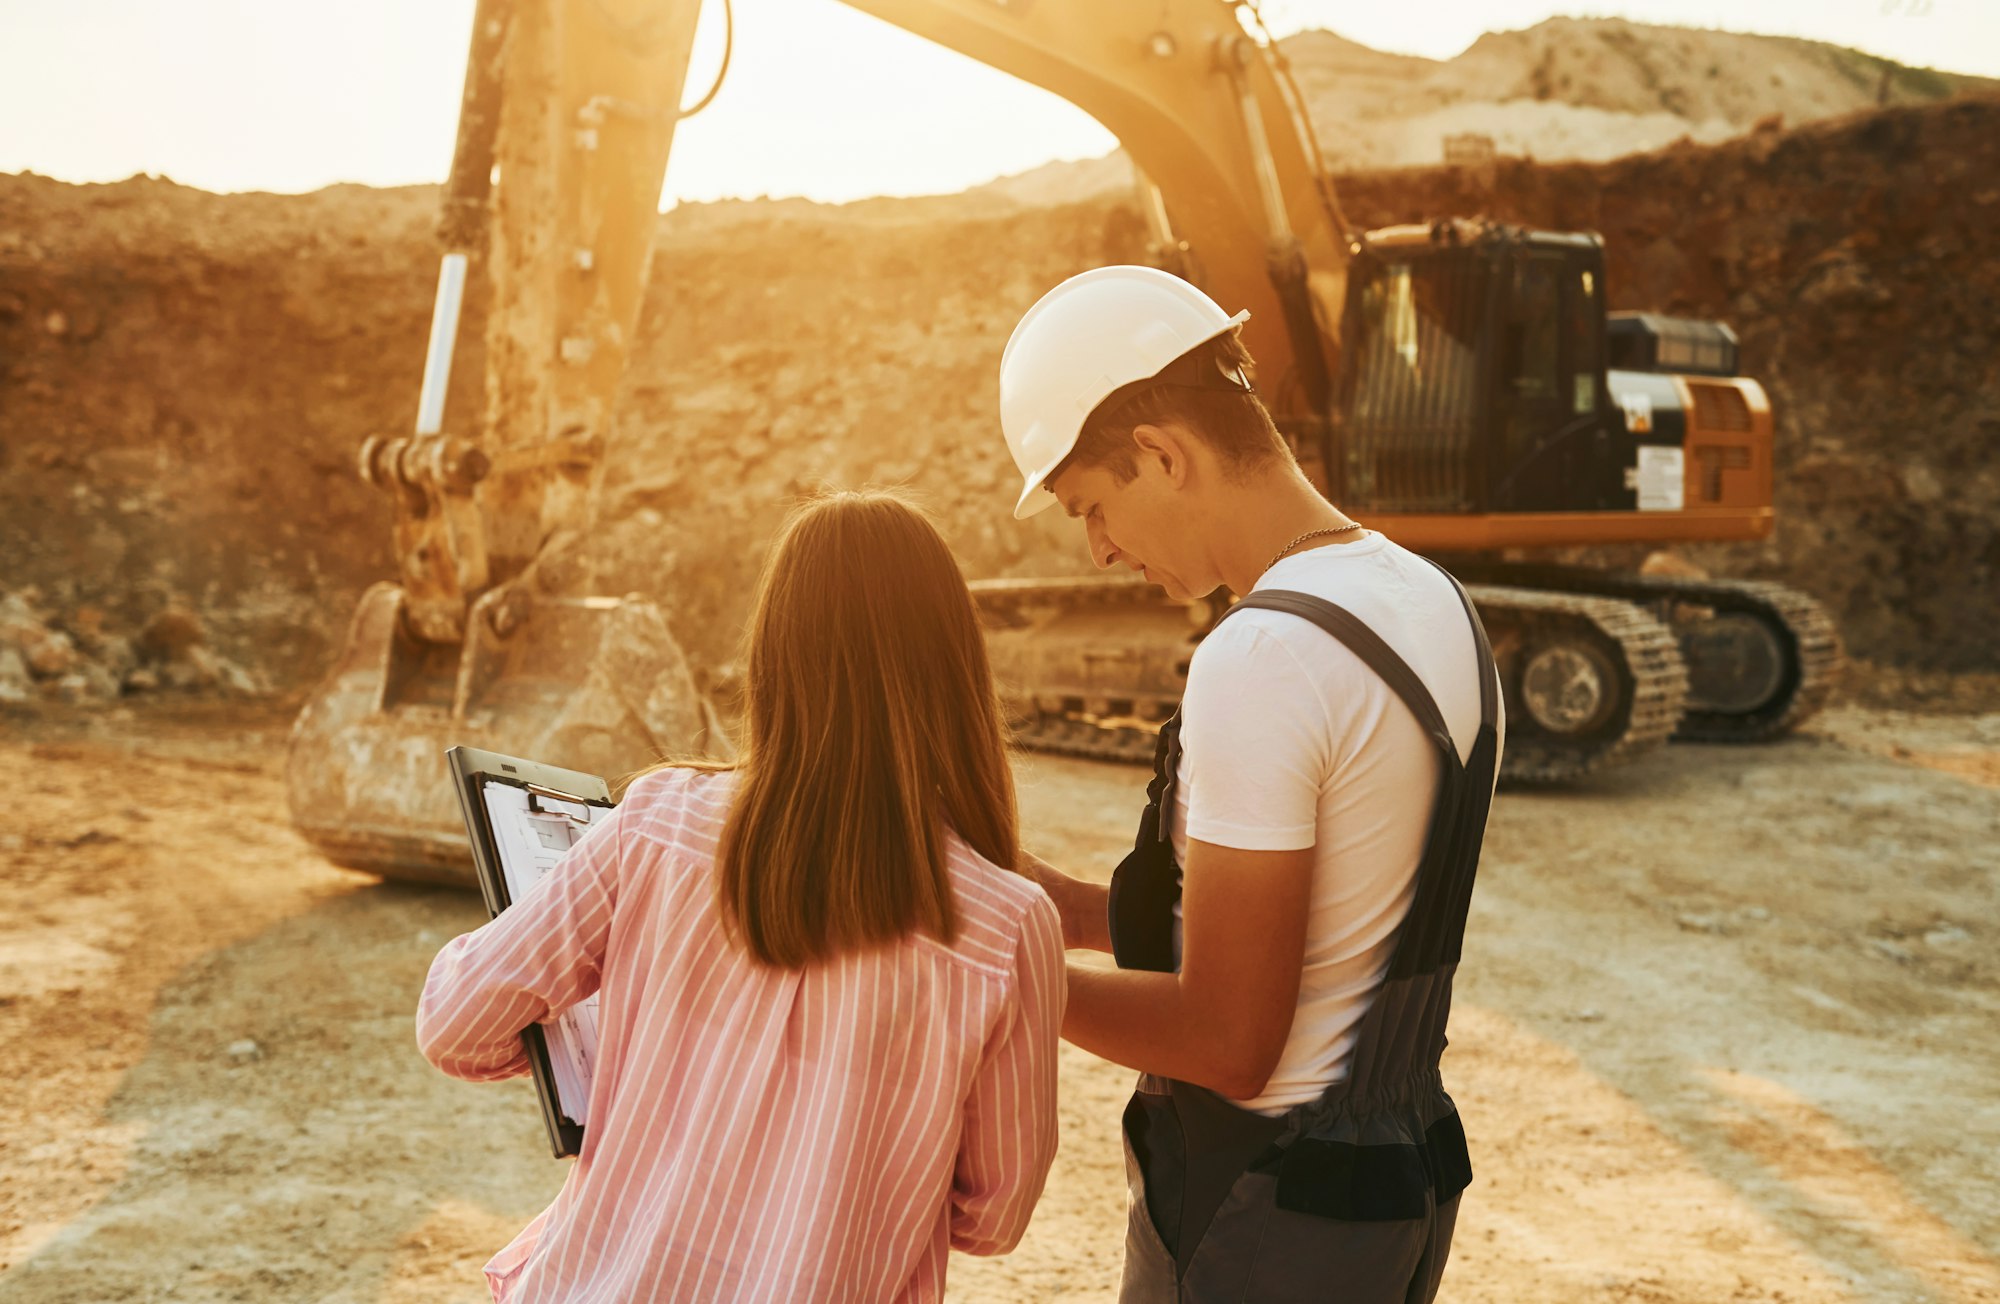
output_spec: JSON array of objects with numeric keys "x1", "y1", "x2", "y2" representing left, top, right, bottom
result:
[{"x1": 1085, "y1": 518, "x2": 1119, "y2": 570}]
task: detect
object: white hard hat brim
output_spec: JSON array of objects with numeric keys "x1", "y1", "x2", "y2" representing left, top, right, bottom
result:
[
  {"x1": 1012, "y1": 424, "x2": 1072, "y2": 520},
  {"x1": 1008, "y1": 308, "x2": 1250, "y2": 521}
]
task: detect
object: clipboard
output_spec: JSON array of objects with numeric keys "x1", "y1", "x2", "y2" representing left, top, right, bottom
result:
[{"x1": 446, "y1": 744, "x2": 615, "y2": 1158}]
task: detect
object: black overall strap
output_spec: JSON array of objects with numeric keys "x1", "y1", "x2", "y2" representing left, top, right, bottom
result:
[
  {"x1": 1107, "y1": 568, "x2": 1496, "y2": 976},
  {"x1": 1109, "y1": 569, "x2": 1503, "y2": 1293},
  {"x1": 1232, "y1": 576, "x2": 1497, "y2": 991},
  {"x1": 1377, "y1": 560, "x2": 1499, "y2": 982},
  {"x1": 1435, "y1": 559, "x2": 1500, "y2": 730},
  {"x1": 1176, "y1": 578, "x2": 1498, "y2": 1243},
  {"x1": 1220, "y1": 590, "x2": 1460, "y2": 758}
]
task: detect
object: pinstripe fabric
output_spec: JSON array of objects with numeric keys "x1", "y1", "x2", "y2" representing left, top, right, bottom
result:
[{"x1": 416, "y1": 767, "x2": 1065, "y2": 1303}]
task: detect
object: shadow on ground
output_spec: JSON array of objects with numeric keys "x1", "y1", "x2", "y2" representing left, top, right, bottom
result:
[{"x1": 0, "y1": 881, "x2": 562, "y2": 1304}]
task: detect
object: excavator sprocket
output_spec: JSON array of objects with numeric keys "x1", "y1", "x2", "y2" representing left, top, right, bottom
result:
[{"x1": 1667, "y1": 578, "x2": 1843, "y2": 741}]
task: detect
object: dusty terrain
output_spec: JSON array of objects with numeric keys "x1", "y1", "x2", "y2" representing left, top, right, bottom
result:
[{"x1": 0, "y1": 704, "x2": 1995, "y2": 1302}]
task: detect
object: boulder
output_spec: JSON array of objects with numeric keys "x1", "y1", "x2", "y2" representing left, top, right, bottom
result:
[
  {"x1": 161, "y1": 644, "x2": 224, "y2": 691},
  {"x1": 0, "y1": 647, "x2": 29, "y2": 705},
  {"x1": 137, "y1": 604, "x2": 207, "y2": 660},
  {"x1": 23, "y1": 628, "x2": 79, "y2": 679}
]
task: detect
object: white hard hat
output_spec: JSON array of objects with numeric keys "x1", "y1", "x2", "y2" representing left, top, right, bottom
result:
[{"x1": 999, "y1": 265, "x2": 1250, "y2": 520}]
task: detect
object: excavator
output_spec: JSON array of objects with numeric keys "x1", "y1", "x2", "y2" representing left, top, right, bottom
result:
[{"x1": 286, "y1": 0, "x2": 1840, "y2": 882}]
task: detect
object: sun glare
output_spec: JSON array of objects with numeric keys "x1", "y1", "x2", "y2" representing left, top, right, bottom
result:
[{"x1": 0, "y1": 0, "x2": 1992, "y2": 203}]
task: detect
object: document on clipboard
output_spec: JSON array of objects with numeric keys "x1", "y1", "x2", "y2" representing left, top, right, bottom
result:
[{"x1": 446, "y1": 745, "x2": 616, "y2": 1159}]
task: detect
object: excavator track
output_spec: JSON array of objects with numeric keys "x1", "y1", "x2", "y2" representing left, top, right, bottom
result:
[
  {"x1": 1464, "y1": 585, "x2": 1689, "y2": 784},
  {"x1": 1455, "y1": 565, "x2": 1843, "y2": 743},
  {"x1": 1669, "y1": 579, "x2": 1843, "y2": 740},
  {"x1": 1009, "y1": 715, "x2": 1163, "y2": 766},
  {"x1": 973, "y1": 575, "x2": 1694, "y2": 786},
  {"x1": 972, "y1": 577, "x2": 1203, "y2": 768}
]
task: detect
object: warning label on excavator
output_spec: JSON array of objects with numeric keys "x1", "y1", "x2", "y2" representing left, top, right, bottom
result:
[{"x1": 1635, "y1": 446, "x2": 1685, "y2": 511}]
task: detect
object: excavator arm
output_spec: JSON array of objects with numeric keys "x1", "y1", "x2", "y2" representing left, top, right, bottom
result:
[
  {"x1": 839, "y1": 0, "x2": 1350, "y2": 408},
  {"x1": 289, "y1": 0, "x2": 1841, "y2": 872},
  {"x1": 373, "y1": 0, "x2": 1351, "y2": 658}
]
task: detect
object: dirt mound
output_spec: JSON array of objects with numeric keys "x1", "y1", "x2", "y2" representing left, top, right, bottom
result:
[
  {"x1": 0, "y1": 96, "x2": 1995, "y2": 703},
  {"x1": 987, "y1": 18, "x2": 1997, "y2": 196},
  {"x1": 1434, "y1": 17, "x2": 1990, "y2": 128},
  {"x1": 0, "y1": 174, "x2": 449, "y2": 684}
]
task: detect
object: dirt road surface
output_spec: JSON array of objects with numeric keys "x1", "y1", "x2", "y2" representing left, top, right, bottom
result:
[{"x1": 1, "y1": 705, "x2": 1995, "y2": 1303}]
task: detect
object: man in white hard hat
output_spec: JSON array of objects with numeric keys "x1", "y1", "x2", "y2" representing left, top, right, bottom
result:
[{"x1": 1002, "y1": 265, "x2": 1502, "y2": 1303}]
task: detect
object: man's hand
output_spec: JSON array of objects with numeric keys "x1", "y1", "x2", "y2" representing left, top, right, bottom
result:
[{"x1": 1017, "y1": 849, "x2": 1111, "y2": 953}]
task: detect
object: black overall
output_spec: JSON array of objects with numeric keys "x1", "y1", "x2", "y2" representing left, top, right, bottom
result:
[{"x1": 1107, "y1": 570, "x2": 1499, "y2": 1303}]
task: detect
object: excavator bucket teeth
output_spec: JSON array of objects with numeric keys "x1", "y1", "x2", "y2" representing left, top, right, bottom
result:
[{"x1": 286, "y1": 582, "x2": 721, "y2": 884}]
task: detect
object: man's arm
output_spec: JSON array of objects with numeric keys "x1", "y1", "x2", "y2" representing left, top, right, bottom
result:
[
  {"x1": 1034, "y1": 620, "x2": 1327, "y2": 1097},
  {"x1": 1057, "y1": 838, "x2": 1313, "y2": 1101}
]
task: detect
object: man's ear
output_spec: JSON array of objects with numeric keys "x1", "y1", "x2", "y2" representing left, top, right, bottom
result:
[{"x1": 1130, "y1": 423, "x2": 1191, "y2": 489}]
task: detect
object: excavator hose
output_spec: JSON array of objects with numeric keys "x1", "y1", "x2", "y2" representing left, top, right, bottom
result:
[{"x1": 675, "y1": 0, "x2": 733, "y2": 120}]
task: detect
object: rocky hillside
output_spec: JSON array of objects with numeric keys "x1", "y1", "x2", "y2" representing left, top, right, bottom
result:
[{"x1": 1, "y1": 93, "x2": 1995, "y2": 708}]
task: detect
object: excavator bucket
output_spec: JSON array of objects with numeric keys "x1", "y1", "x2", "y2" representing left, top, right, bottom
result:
[{"x1": 286, "y1": 581, "x2": 721, "y2": 885}]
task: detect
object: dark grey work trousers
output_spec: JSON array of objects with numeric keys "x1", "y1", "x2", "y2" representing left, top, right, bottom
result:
[{"x1": 1116, "y1": 1077, "x2": 1461, "y2": 1304}]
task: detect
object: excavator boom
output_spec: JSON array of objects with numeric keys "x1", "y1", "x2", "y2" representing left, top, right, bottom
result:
[{"x1": 286, "y1": 0, "x2": 1354, "y2": 878}]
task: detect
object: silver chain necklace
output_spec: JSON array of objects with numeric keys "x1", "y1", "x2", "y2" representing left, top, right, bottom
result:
[{"x1": 1266, "y1": 522, "x2": 1363, "y2": 573}]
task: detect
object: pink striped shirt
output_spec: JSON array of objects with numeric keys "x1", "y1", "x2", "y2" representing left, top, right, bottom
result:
[{"x1": 416, "y1": 767, "x2": 1065, "y2": 1303}]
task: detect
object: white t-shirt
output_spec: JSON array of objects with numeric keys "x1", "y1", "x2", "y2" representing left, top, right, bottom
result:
[{"x1": 1170, "y1": 530, "x2": 1501, "y2": 1115}]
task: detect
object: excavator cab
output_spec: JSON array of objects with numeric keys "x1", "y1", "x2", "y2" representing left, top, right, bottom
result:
[
  {"x1": 1323, "y1": 220, "x2": 1836, "y2": 771},
  {"x1": 1337, "y1": 222, "x2": 1631, "y2": 514},
  {"x1": 1334, "y1": 220, "x2": 1782, "y2": 529}
]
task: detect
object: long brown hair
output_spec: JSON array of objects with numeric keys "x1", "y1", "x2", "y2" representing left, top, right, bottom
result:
[{"x1": 710, "y1": 490, "x2": 1018, "y2": 967}]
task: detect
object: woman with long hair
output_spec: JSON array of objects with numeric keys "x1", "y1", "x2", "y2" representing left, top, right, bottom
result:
[{"x1": 417, "y1": 490, "x2": 1064, "y2": 1302}]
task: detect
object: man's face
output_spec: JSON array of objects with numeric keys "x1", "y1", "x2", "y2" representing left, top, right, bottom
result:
[{"x1": 1045, "y1": 447, "x2": 1210, "y2": 601}]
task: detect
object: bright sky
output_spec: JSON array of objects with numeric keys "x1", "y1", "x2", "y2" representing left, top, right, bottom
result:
[{"x1": 0, "y1": 1, "x2": 1992, "y2": 206}]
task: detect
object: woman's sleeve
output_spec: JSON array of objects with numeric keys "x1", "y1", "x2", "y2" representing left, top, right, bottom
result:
[
  {"x1": 413, "y1": 805, "x2": 628, "y2": 1082},
  {"x1": 949, "y1": 890, "x2": 1067, "y2": 1255}
]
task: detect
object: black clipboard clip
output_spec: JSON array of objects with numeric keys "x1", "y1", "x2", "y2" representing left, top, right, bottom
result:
[{"x1": 524, "y1": 783, "x2": 595, "y2": 825}]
